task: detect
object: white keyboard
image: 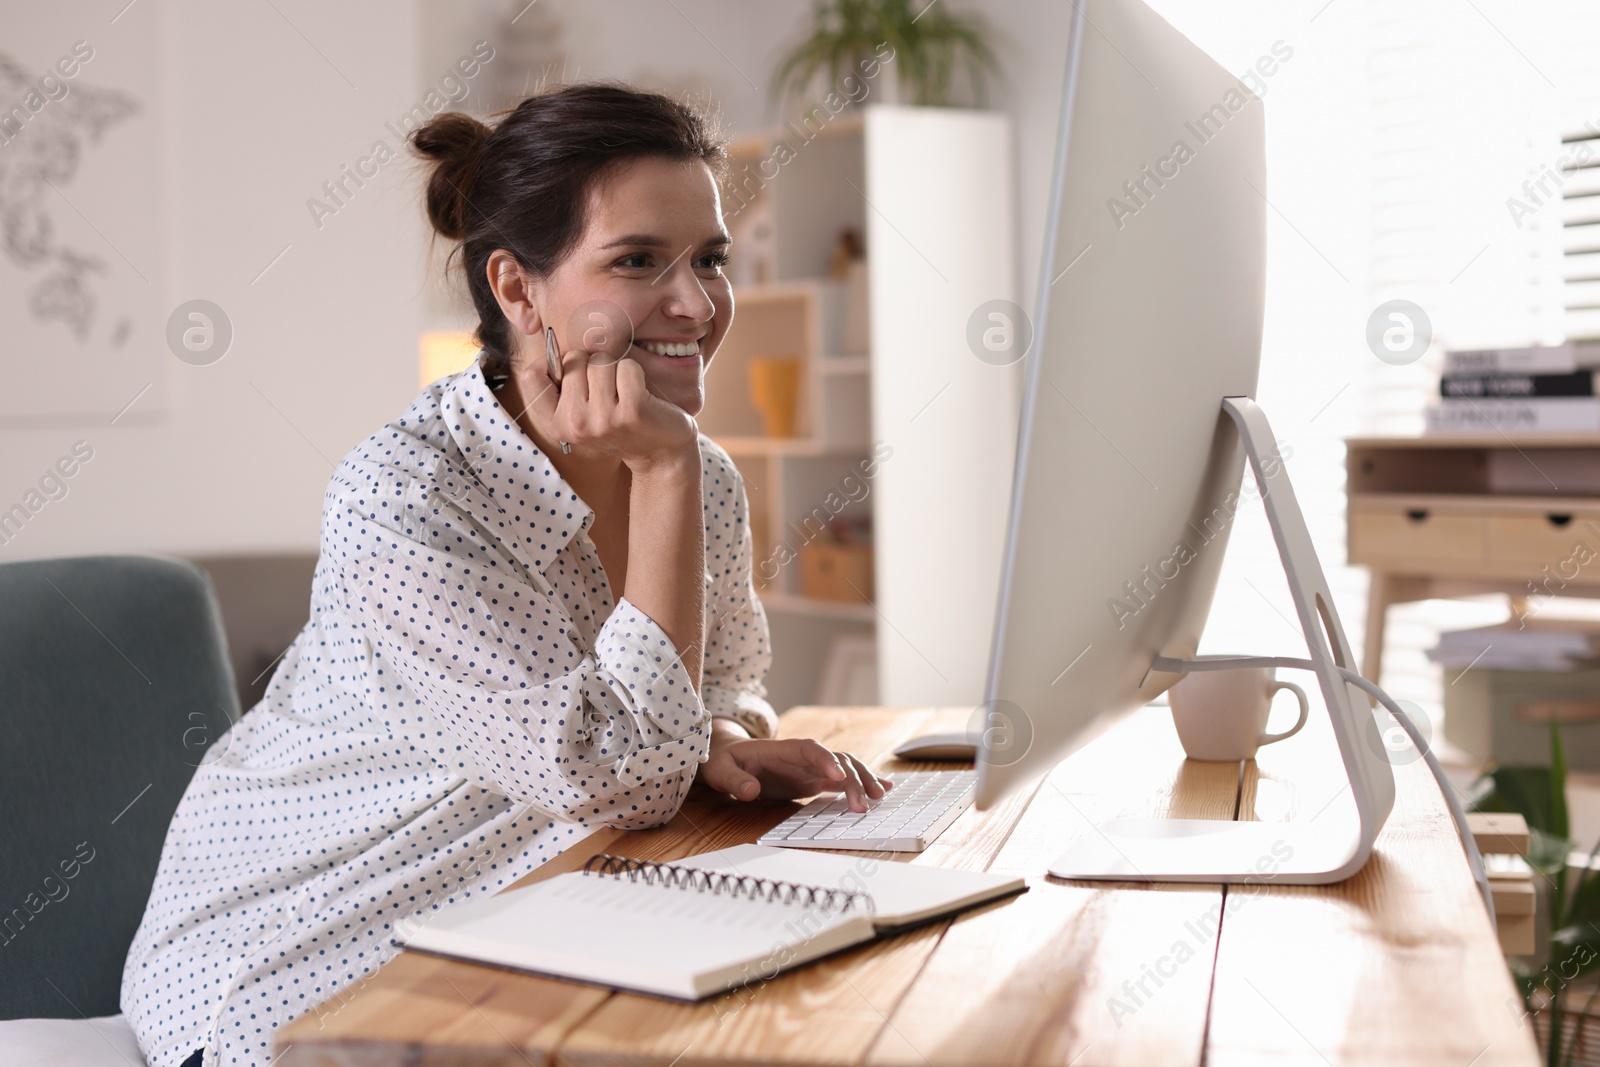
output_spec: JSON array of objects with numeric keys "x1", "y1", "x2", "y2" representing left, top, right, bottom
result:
[{"x1": 758, "y1": 770, "x2": 978, "y2": 853}]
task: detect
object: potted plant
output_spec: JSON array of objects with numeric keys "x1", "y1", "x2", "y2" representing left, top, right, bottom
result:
[
  {"x1": 1470, "y1": 723, "x2": 1600, "y2": 1066},
  {"x1": 769, "y1": 0, "x2": 999, "y2": 113}
]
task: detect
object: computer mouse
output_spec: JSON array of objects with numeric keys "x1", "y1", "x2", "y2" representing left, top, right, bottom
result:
[{"x1": 891, "y1": 731, "x2": 979, "y2": 761}]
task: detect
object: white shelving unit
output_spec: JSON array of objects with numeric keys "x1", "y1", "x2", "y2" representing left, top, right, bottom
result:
[{"x1": 708, "y1": 105, "x2": 1019, "y2": 713}]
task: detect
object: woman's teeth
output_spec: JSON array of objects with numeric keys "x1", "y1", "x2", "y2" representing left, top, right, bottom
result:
[{"x1": 637, "y1": 339, "x2": 700, "y2": 358}]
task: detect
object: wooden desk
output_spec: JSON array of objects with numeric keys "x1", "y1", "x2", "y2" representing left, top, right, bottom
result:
[
  {"x1": 275, "y1": 703, "x2": 1539, "y2": 1066},
  {"x1": 1346, "y1": 434, "x2": 1600, "y2": 682}
]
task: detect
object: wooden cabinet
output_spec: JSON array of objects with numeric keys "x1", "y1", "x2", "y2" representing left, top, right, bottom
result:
[{"x1": 1345, "y1": 435, "x2": 1600, "y2": 681}]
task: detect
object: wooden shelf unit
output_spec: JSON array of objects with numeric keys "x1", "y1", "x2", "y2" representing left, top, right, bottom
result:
[
  {"x1": 701, "y1": 114, "x2": 877, "y2": 712},
  {"x1": 700, "y1": 105, "x2": 1018, "y2": 712}
]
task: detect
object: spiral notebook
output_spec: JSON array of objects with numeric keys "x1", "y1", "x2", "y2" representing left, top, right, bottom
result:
[{"x1": 393, "y1": 843, "x2": 1026, "y2": 1000}]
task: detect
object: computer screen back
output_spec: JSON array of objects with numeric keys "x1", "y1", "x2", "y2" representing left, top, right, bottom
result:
[{"x1": 976, "y1": 0, "x2": 1268, "y2": 808}]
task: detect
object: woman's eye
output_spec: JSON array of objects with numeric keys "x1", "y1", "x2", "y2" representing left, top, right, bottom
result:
[{"x1": 616, "y1": 249, "x2": 729, "y2": 273}]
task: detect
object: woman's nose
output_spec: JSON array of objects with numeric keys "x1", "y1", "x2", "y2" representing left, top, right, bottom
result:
[{"x1": 658, "y1": 261, "x2": 717, "y2": 322}]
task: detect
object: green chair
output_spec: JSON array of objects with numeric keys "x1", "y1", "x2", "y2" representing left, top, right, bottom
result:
[{"x1": 0, "y1": 555, "x2": 239, "y2": 1063}]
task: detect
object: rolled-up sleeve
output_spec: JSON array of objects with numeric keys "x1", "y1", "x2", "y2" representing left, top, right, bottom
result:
[
  {"x1": 701, "y1": 455, "x2": 780, "y2": 740},
  {"x1": 341, "y1": 529, "x2": 709, "y2": 829}
]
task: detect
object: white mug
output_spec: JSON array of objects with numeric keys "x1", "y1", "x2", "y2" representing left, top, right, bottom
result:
[{"x1": 1168, "y1": 664, "x2": 1309, "y2": 762}]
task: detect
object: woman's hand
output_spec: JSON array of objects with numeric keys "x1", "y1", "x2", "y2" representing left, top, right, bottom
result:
[
  {"x1": 517, "y1": 327, "x2": 699, "y2": 472},
  {"x1": 697, "y1": 718, "x2": 894, "y2": 813}
]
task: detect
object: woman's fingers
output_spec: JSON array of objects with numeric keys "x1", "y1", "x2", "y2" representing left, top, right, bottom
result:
[
  {"x1": 830, "y1": 751, "x2": 872, "y2": 812},
  {"x1": 547, "y1": 329, "x2": 649, "y2": 443},
  {"x1": 841, "y1": 751, "x2": 888, "y2": 800},
  {"x1": 585, "y1": 336, "x2": 620, "y2": 406},
  {"x1": 717, "y1": 753, "x2": 763, "y2": 802},
  {"x1": 522, "y1": 314, "x2": 699, "y2": 465},
  {"x1": 614, "y1": 354, "x2": 651, "y2": 408},
  {"x1": 558, "y1": 340, "x2": 590, "y2": 407},
  {"x1": 786, "y1": 739, "x2": 845, "y2": 784},
  {"x1": 718, "y1": 740, "x2": 894, "y2": 811},
  {"x1": 786, "y1": 744, "x2": 887, "y2": 811}
]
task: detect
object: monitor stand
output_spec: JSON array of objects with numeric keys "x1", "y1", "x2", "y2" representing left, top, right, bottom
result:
[{"x1": 1048, "y1": 396, "x2": 1397, "y2": 885}]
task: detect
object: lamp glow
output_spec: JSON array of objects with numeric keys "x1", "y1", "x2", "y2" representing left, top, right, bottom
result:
[{"x1": 419, "y1": 331, "x2": 480, "y2": 387}]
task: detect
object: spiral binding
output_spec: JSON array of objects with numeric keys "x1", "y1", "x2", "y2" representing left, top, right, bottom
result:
[{"x1": 581, "y1": 854, "x2": 875, "y2": 915}]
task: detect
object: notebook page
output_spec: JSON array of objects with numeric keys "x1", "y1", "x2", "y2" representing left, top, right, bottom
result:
[{"x1": 398, "y1": 867, "x2": 873, "y2": 999}]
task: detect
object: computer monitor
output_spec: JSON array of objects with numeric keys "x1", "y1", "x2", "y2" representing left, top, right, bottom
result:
[{"x1": 975, "y1": 0, "x2": 1395, "y2": 883}]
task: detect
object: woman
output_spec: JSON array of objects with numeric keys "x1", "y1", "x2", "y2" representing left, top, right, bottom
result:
[{"x1": 122, "y1": 81, "x2": 890, "y2": 1067}]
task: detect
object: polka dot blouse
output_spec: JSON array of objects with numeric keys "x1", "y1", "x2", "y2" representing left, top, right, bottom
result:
[{"x1": 120, "y1": 350, "x2": 779, "y2": 1067}]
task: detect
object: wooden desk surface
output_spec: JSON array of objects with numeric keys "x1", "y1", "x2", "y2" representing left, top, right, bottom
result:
[{"x1": 275, "y1": 703, "x2": 1540, "y2": 1067}]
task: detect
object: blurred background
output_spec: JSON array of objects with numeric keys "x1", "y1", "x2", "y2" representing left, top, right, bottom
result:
[{"x1": 5, "y1": 0, "x2": 1600, "y2": 757}]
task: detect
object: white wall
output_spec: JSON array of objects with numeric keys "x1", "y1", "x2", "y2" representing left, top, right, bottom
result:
[
  {"x1": 867, "y1": 107, "x2": 1020, "y2": 707},
  {"x1": 0, "y1": 0, "x2": 1101, "y2": 569},
  {"x1": 2, "y1": 0, "x2": 427, "y2": 562}
]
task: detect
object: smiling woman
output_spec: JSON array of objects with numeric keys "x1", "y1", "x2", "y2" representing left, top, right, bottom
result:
[{"x1": 118, "y1": 81, "x2": 891, "y2": 1067}]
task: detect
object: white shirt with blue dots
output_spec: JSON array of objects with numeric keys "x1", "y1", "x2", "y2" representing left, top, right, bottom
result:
[{"x1": 120, "y1": 350, "x2": 778, "y2": 1067}]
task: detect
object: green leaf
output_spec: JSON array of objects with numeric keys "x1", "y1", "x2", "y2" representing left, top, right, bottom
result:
[
  {"x1": 768, "y1": 0, "x2": 998, "y2": 112},
  {"x1": 1529, "y1": 826, "x2": 1576, "y2": 878},
  {"x1": 1564, "y1": 868, "x2": 1600, "y2": 933},
  {"x1": 1474, "y1": 764, "x2": 1560, "y2": 833},
  {"x1": 1566, "y1": 838, "x2": 1600, "y2": 931},
  {"x1": 1552, "y1": 721, "x2": 1571, "y2": 841},
  {"x1": 1548, "y1": 927, "x2": 1600, "y2": 974},
  {"x1": 1463, "y1": 771, "x2": 1501, "y2": 813}
]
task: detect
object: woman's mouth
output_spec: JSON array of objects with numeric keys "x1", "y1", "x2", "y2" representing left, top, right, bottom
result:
[{"x1": 634, "y1": 338, "x2": 702, "y2": 359}]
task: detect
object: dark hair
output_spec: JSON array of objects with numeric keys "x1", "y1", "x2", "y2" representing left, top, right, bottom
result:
[{"x1": 409, "y1": 81, "x2": 730, "y2": 385}]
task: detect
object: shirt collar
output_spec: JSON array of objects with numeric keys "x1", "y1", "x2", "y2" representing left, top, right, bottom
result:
[{"x1": 434, "y1": 349, "x2": 595, "y2": 582}]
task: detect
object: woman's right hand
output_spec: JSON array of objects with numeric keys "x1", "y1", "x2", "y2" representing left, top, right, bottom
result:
[
  {"x1": 699, "y1": 725, "x2": 894, "y2": 814},
  {"x1": 518, "y1": 328, "x2": 699, "y2": 471}
]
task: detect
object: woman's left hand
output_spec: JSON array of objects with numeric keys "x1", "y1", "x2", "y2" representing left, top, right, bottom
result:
[{"x1": 698, "y1": 719, "x2": 893, "y2": 813}]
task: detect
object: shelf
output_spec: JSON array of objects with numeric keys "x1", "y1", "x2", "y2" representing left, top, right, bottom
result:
[
  {"x1": 757, "y1": 590, "x2": 876, "y2": 622},
  {"x1": 818, "y1": 356, "x2": 870, "y2": 374},
  {"x1": 1348, "y1": 433, "x2": 1600, "y2": 447},
  {"x1": 1348, "y1": 437, "x2": 1600, "y2": 497},
  {"x1": 1348, "y1": 491, "x2": 1600, "y2": 512},
  {"x1": 725, "y1": 111, "x2": 865, "y2": 160},
  {"x1": 730, "y1": 281, "x2": 827, "y2": 304}
]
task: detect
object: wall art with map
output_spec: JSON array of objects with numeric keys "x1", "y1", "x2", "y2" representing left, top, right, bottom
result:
[{"x1": 1, "y1": 1, "x2": 164, "y2": 422}]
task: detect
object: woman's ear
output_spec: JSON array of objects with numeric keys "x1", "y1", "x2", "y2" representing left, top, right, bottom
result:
[{"x1": 486, "y1": 250, "x2": 542, "y2": 336}]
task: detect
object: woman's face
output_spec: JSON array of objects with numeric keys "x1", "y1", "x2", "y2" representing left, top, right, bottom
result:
[{"x1": 534, "y1": 155, "x2": 733, "y2": 418}]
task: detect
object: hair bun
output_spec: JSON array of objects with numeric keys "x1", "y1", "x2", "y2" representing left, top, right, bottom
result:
[{"x1": 411, "y1": 111, "x2": 492, "y2": 242}]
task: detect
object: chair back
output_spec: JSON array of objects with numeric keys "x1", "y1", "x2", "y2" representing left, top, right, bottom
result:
[{"x1": 0, "y1": 555, "x2": 240, "y2": 1019}]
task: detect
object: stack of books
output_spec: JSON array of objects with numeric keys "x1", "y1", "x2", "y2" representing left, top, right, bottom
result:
[
  {"x1": 1426, "y1": 342, "x2": 1600, "y2": 433},
  {"x1": 1428, "y1": 618, "x2": 1600, "y2": 672}
]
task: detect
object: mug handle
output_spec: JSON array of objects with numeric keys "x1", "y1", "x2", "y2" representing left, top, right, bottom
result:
[{"x1": 1258, "y1": 681, "x2": 1309, "y2": 746}]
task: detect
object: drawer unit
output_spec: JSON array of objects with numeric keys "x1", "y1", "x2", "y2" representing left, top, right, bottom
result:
[
  {"x1": 1486, "y1": 511, "x2": 1600, "y2": 566},
  {"x1": 1345, "y1": 434, "x2": 1600, "y2": 682},
  {"x1": 1348, "y1": 505, "x2": 1485, "y2": 565}
]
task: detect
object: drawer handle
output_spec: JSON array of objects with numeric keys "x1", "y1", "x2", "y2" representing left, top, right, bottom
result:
[
  {"x1": 1548, "y1": 513, "x2": 1574, "y2": 528},
  {"x1": 1405, "y1": 509, "x2": 1429, "y2": 522}
]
